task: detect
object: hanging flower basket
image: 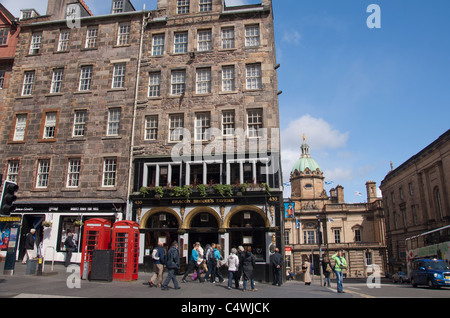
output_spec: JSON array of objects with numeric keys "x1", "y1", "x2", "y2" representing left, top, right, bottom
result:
[{"x1": 43, "y1": 221, "x2": 53, "y2": 228}]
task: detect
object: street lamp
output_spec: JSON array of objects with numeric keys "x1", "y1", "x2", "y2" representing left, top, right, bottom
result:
[{"x1": 316, "y1": 215, "x2": 323, "y2": 287}]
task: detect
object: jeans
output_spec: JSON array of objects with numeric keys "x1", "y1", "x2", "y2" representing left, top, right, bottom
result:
[
  {"x1": 228, "y1": 271, "x2": 239, "y2": 288},
  {"x1": 243, "y1": 278, "x2": 255, "y2": 290},
  {"x1": 324, "y1": 273, "x2": 331, "y2": 287},
  {"x1": 335, "y1": 270, "x2": 344, "y2": 292},
  {"x1": 162, "y1": 268, "x2": 179, "y2": 289}
]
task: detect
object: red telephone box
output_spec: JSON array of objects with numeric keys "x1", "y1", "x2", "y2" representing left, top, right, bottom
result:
[
  {"x1": 80, "y1": 218, "x2": 112, "y2": 279},
  {"x1": 112, "y1": 220, "x2": 140, "y2": 281}
]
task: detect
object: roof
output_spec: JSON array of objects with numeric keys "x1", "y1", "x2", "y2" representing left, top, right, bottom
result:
[{"x1": 291, "y1": 136, "x2": 321, "y2": 174}]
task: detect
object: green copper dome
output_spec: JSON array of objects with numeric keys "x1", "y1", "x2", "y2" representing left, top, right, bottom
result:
[{"x1": 291, "y1": 136, "x2": 321, "y2": 174}]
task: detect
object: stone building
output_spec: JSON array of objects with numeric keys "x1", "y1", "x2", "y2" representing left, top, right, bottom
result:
[
  {"x1": 380, "y1": 129, "x2": 450, "y2": 274},
  {"x1": 129, "y1": 0, "x2": 283, "y2": 281},
  {"x1": 0, "y1": 0, "x2": 283, "y2": 281},
  {"x1": 0, "y1": 4, "x2": 20, "y2": 121},
  {"x1": 0, "y1": 0, "x2": 142, "y2": 263},
  {"x1": 285, "y1": 136, "x2": 387, "y2": 278}
]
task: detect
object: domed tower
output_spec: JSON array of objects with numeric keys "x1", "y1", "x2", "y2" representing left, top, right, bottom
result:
[{"x1": 290, "y1": 135, "x2": 328, "y2": 210}]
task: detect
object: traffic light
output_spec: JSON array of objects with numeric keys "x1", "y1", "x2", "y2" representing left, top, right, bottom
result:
[{"x1": 0, "y1": 181, "x2": 19, "y2": 216}]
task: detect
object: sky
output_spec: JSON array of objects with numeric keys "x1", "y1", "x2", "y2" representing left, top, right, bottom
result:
[{"x1": 3, "y1": 0, "x2": 449, "y2": 203}]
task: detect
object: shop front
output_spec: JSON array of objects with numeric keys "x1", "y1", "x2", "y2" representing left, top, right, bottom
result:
[
  {"x1": 11, "y1": 200, "x2": 125, "y2": 265},
  {"x1": 132, "y1": 191, "x2": 283, "y2": 282}
]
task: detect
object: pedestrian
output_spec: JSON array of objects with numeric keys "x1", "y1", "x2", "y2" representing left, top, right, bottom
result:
[
  {"x1": 270, "y1": 247, "x2": 283, "y2": 286},
  {"x1": 210, "y1": 244, "x2": 225, "y2": 283},
  {"x1": 161, "y1": 241, "x2": 180, "y2": 291},
  {"x1": 22, "y1": 229, "x2": 36, "y2": 264},
  {"x1": 237, "y1": 246, "x2": 245, "y2": 287},
  {"x1": 242, "y1": 246, "x2": 257, "y2": 292},
  {"x1": 203, "y1": 243, "x2": 214, "y2": 281},
  {"x1": 225, "y1": 248, "x2": 240, "y2": 289},
  {"x1": 331, "y1": 250, "x2": 347, "y2": 293},
  {"x1": 304, "y1": 256, "x2": 311, "y2": 285},
  {"x1": 322, "y1": 254, "x2": 332, "y2": 287},
  {"x1": 64, "y1": 231, "x2": 75, "y2": 267},
  {"x1": 149, "y1": 241, "x2": 166, "y2": 288},
  {"x1": 182, "y1": 242, "x2": 204, "y2": 283}
]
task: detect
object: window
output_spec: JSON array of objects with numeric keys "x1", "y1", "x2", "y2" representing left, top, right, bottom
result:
[
  {"x1": 107, "y1": 108, "x2": 121, "y2": 136},
  {"x1": 117, "y1": 23, "x2": 130, "y2": 46},
  {"x1": 199, "y1": 0, "x2": 212, "y2": 12},
  {"x1": 171, "y1": 70, "x2": 186, "y2": 95},
  {"x1": 57, "y1": 30, "x2": 70, "y2": 51},
  {"x1": 334, "y1": 229, "x2": 341, "y2": 243},
  {"x1": 103, "y1": 158, "x2": 117, "y2": 187},
  {"x1": 29, "y1": 33, "x2": 42, "y2": 54},
  {"x1": 355, "y1": 229, "x2": 362, "y2": 242},
  {"x1": 148, "y1": 72, "x2": 161, "y2": 97},
  {"x1": 112, "y1": 63, "x2": 126, "y2": 88},
  {"x1": 435, "y1": 187, "x2": 443, "y2": 220},
  {"x1": 0, "y1": 68, "x2": 5, "y2": 88},
  {"x1": 152, "y1": 34, "x2": 165, "y2": 56},
  {"x1": 13, "y1": 114, "x2": 27, "y2": 142},
  {"x1": 177, "y1": 0, "x2": 190, "y2": 14},
  {"x1": 7, "y1": 161, "x2": 20, "y2": 183},
  {"x1": 246, "y1": 64, "x2": 262, "y2": 90},
  {"x1": 304, "y1": 230, "x2": 315, "y2": 244},
  {"x1": 245, "y1": 25, "x2": 260, "y2": 47},
  {"x1": 247, "y1": 109, "x2": 263, "y2": 138},
  {"x1": 169, "y1": 114, "x2": 184, "y2": 142},
  {"x1": 79, "y1": 66, "x2": 93, "y2": 91},
  {"x1": 195, "y1": 112, "x2": 210, "y2": 141},
  {"x1": 112, "y1": 0, "x2": 124, "y2": 13},
  {"x1": 43, "y1": 112, "x2": 57, "y2": 139},
  {"x1": 85, "y1": 27, "x2": 98, "y2": 49},
  {"x1": 50, "y1": 69, "x2": 64, "y2": 93},
  {"x1": 174, "y1": 32, "x2": 188, "y2": 54},
  {"x1": 196, "y1": 68, "x2": 211, "y2": 94},
  {"x1": 365, "y1": 252, "x2": 373, "y2": 266},
  {"x1": 222, "y1": 110, "x2": 235, "y2": 136},
  {"x1": 36, "y1": 159, "x2": 50, "y2": 188},
  {"x1": 197, "y1": 29, "x2": 212, "y2": 51},
  {"x1": 72, "y1": 110, "x2": 87, "y2": 137},
  {"x1": 221, "y1": 27, "x2": 234, "y2": 49},
  {"x1": 67, "y1": 159, "x2": 81, "y2": 188},
  {"x1": 222, "y1": 65, "x2": 235, "y2": 92},
  {"x1": 0, "y1": 28, "x2": 8, "y2": 45},
  {"x1": 22, "y1": 71, "x2": 35, "y2": 96},
  {"x1": 145, "y1": 116, "x2": 158, "y2": 140}
]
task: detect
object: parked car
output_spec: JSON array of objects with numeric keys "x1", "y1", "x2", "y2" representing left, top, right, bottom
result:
[
  {"x1": 392, "y1": 271, "x2": 409, "y2": 283},
  {"x1": 410, "y1": 259, "x2": 450, "y2": 289}
]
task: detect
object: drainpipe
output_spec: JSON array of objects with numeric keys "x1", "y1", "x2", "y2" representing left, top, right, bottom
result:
[{"x1": 126, "y1": 5, "x2": 147, "y2": 220}]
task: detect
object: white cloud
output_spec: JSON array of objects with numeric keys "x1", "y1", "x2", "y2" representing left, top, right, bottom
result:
[
  {"x1": 281, "y1": 114, "x2": 349, "y2": 153},
  {"x1": 282, "y1": 30, "x2": 301, "y2": 45}
]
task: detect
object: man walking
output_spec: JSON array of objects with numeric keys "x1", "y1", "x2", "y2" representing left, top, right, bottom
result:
[
  {"x1": 271, "y1": 247, "x2": 283, "y2": 286},
  {"x1": 331, "y1": 250, "x2": 347, "y2": 293},
  {"x1": 182, "y1": 242, "x2": 204, "y2": 283},
  {"x1": 22, "y1": 229, "x2": 36, "y2": 264},
  {"x1": 149, "y1": 241, "x2": 165, "y2": 288},
  {"x1": 161, "y1": 241, "x2": 180, "y2": 291}
]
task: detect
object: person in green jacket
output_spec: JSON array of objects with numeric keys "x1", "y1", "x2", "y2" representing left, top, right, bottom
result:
[{"x1": 332, "y1": 250, "x2": 347, "y2": 293}]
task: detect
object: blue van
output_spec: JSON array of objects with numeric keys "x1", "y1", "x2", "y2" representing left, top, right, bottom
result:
[{"x1": 410, "y1": 259, "x2": 450, "y2": 289}]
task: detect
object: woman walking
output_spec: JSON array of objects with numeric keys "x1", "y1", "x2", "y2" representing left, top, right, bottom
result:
[{"x1": 225, "y1": 248, "x2": 240, "y2": 290}]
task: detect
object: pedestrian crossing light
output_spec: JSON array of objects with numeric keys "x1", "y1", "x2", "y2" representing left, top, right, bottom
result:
[{"x1": 0, "y1": 181, "x2": 19, "y2": 216}]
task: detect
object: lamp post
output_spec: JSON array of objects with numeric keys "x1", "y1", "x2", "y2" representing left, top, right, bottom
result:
[{"x1": 316, "y1": 215, "x2": 323, "y2": 287}]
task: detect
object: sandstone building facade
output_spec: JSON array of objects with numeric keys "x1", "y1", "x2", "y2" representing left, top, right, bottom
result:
[
  {"x1": 380, "y1": 129, "x2": 450, "y2": 274},
  {"x1": 285, "y1": 137, "x2": 387, "y2": 278},
  {"x1": 0, "y1": 0, "x2": 283, "y2": 281}
]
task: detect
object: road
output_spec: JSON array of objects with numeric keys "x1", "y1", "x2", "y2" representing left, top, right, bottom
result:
[{"x1": 0, "y1": 263, "x2": 450, "y2": 304}]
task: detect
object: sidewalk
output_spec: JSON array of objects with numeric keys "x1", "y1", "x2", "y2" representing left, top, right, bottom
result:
[{"x1": 0, "y1": 262, "x2": 359, "y2": 299}]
